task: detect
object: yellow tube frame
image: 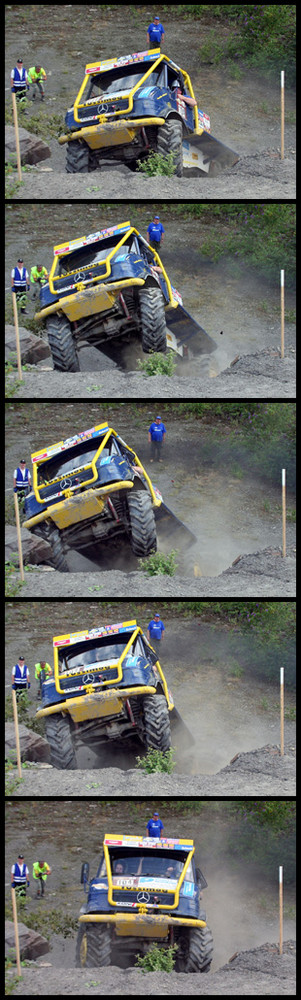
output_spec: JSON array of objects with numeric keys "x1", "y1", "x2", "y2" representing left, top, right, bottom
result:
[{"x1": 104, "y1": 843, "x2": 195, "y2": 912}]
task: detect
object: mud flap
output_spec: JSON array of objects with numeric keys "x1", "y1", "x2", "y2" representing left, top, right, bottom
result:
[
  {"x1": 154, "y1": 502, "x2": 196, "y2": 548},
  {"x1": 170, "y1": 706, "x2": 195, "y2": 750},
  {"x1": 165, "y1": 304, "x2": 216, "y2": 357},
  {"x1": 183, "y1": 131, "x2": 239, "y2": 176}
]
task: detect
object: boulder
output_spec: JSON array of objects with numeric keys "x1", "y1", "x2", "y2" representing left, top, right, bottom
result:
[
  {"x1": 5, "y1": 125, "x2": 51, "y2": 165},
  {"x1": 5, "y1": 920, "x2": 50, "y2": 961},
  {"x1": 5, "y1": 722, "x2": 50, "y2": 764},
  {"x1": 5, "y1": 324, "x2": 50, "y2": 365},
  {"x1": 5, "y1": 526, "x2": 53, "y2": 567}
]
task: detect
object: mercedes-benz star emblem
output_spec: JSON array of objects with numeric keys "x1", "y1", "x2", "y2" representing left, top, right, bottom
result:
[
  {"x1": 60, "y1": 478, "x2": 72, "y2": 489},
  {"x1": 83, "y1": 674, "x2": 94, "y2": 685},
  {"x1": 137, "y1": 891, "x2": 150, "y2": 903}
]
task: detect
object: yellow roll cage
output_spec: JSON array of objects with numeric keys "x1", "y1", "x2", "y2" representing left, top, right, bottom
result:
[{"x1": 104, "y1": 838, "x2": 196, "y2": 912}]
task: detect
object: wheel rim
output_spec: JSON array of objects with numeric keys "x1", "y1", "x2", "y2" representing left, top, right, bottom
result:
[{"x1": 79, "y1": 932, "x2": 88, "y2": 966}]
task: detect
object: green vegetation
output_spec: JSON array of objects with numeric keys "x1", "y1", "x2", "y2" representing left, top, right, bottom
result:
[
  {"x1": 137, "y1": 151, "x2": 175, "y2": 176},
  {"x1": 135, "y1": 942, "x2": 178, "y2": 972},
  {"x1": 135, "y1": 748, "x2": 176, "y2": 774},
  {"x1": 137, "y1": 351, "x2": 177, "y2": 376},
  {"x1": 139, "y1": 551, "x2": 178, "y2": 576}
]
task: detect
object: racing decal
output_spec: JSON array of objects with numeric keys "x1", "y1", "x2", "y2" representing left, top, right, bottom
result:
[
  {"x1": 176, "y1": 95, "x2": 187, "y2": 119},
  {"x1": 170, "y1": 285, "x2": 183, "y2": 306},
  {"x1": 183, "y1": 881, "x2": 195, "y2": 897},
  {"x1": 198, "y1": 109, "x2": 211, "y2": 133},
  {"x1": 85, "y1": 50, "x2": 159, "y2": 75},
  {"x1": 54, "y1": 224, "x2": 130, "y2": 256},
  {"x1": 53, "y1": 622, "x2": 136, "y2": 648}
]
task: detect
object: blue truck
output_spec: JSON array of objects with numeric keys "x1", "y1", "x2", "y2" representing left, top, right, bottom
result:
[
  {"x1": 59, "y1": 48, "x2": 238, "y2": 177},
  {"x1": 34, "y1": 220, "x2": 217, "y2": 371},
  {"x1": 76, "y1": 833, "x2": 213, "y2": 972}
]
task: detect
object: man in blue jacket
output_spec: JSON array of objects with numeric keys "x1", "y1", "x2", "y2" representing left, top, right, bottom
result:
[
  {"x1": 147, "y1": 215, "x2": 165, "y2": 251},
  {"x1": 146, "y1": 810, "x2": 164, "y2": 838},
  {"x1": 147, "y1": 613, "x2": 165, "y2": 655},
  {"x1": 148, "y1": 414, "x2": 166, "y2": 463},
  {"x1": 147, "y1": 16, "x2": 165, "y2": 50}
]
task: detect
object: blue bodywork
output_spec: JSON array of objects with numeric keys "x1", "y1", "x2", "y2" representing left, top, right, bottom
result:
[
  {"x1": 80, "y1": 848, "x2": 204, "y2": 921},
  {"x1": 41, "y1": 653, "x2": 156, "y2": 707},
  {"x1": 24, "y1": 452, "x2": 136, "y2": 519},
  {"x1": 65, "y1": 84, "x2": 195, "y2": 134}
]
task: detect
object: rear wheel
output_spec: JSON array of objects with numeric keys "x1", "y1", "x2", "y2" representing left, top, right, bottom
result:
[
  {"x1": 75, "y1": 923, "x2": 111, "y2": 968},
  {"x1": 127, "y1": 490, "x2": 157, "y2": 557},
  {"x1": 139, "y1": 286, "x2": 167, "y2": 354},
  {"x1": 66, "y1": 139, "x2": 90, "y2": 173},
  {"x1": 157, "y1": 118, "x2": 183, "y2": 177},
  {"x1": 142, "y1": 694, "x2": 171, "y2": 751},
  {"x1": 46, "y1": 313, "x2": 79, "y2": 372},
  {"x1": 45, "y1": 713, "x2": 77, "y2": 769}
]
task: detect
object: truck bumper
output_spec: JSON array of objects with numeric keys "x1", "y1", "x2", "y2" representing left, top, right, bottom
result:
[
  {"x1": 36, "y1": 685, "x2": 157, "y2": 723},
  {"x1": 35, "y1": 278, "x2": 145, "y2": 323},
  {"x1": 59, "y1": 117, "x2": 165, "y2": 150},
  {"x1": 23, "y1": 482, "x2": 134, "y2": 531},
  {"x1": 79, "y1": 912, "x2": 207, "y2": 937}
]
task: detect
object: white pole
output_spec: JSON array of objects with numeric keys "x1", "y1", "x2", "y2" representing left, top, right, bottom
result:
[
  {"x1": 282, "y1": 469, "x2": 286, "y2": 558},
  {"x1": 281, "y1": 71, "x2": 285, "y2": 160},
  {"x1": 12, "y1": 291, "x2": 23, "y2": 380},
  {"x1": 12, "y1": 688, "x2": 22, "y2": 778},
  {"x1": 280, "y1": 270, "x2": 285, "y2": 359},
  {"x1": 280, "y1": 667, "x2": 284, "y2": 756},
  {"x1": 11, "y1": 91, "x2": 22, "y2": 181},
  {"x1": 279, "y1": 866, "x2": 283, "y2": 955},
  {"x1": 14, "y1": 492, "x2": 24, "y2": 582}
]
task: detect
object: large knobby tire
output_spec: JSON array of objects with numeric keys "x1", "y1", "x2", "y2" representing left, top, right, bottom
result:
[
  {"x1": 142, "y1": 694, "x2": 171, "y2": 751},
  {"x1": 139, "y1": 286, "x2": 167, "y2": 354},
  {"x1": 127, "y1": 490, "x2": 157, "y2": 557},
  {"x1": 66, "y1": 139, "x2": 91, "y2": 173},
  {"x1": 33, "y1": 521, "x2": 69, "y2": 572},
  {"x1": 75, "y1": 923, "x2": 111, "y2": 968},
  {"x1": 177, "y1": 926, "x2": 214, "y2": 973},
  {"x1": 157, "y1": 117, "x2": 183, "y2": 177},
  {"x1": 44, "y1": 713, "x2": 77, "y2": 769},
  {"x1": 46, "y1": 313, "x2": 80, "y2": 372}
]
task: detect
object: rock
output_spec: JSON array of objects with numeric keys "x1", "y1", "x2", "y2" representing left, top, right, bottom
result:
[
  {"x1": 5, "y1": 526, "x2": 52, "y2": 567},
  {"x1": 5, "y1": 125, "x2": 51, "y2": 165},
  {"x1": 5, "y1": 722, "x2": 50, "y2": 764},
  {"x1": 5, "y1": 325, "x2": 50, "y2": 365},
  {"x1": 5, "y1": 920, "x2": 50, "y2": 961}
]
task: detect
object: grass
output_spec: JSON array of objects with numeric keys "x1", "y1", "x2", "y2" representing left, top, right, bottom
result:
[
  {"x1": 135, "y1": 747, "x2": 176, "y2": 774},
  {"x1": 137, "y1": 151, "x2": 176, "y2": 177},
  {"x1": 135, "y1": 942, "x2": 178, "y2": 972},
  {"x1": 139, "y1": 551, "x2": 178, "y2": 576},
  {"x1": 138, "y1": 351, "x2": 177, "y2": 376}
]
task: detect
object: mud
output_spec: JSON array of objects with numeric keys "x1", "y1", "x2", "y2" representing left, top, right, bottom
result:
[{"x1": 5, "y1": 7, "x2": 296, "y2": 201}]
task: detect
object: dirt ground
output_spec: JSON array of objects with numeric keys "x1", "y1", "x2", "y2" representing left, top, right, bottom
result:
[{"x1": 5, "y1": 6, "x2": 296, "y2": 200}]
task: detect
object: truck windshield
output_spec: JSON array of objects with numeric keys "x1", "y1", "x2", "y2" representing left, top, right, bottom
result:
[
  {"x1": 98, "y1": 849, "x2": 191, "y2": 879},
  {"x1": 37, "y1": 437, "x2": 112, "y2": 484},
  {"x1": 87, "y1": 64, "x2": 161, "y2": 98},
  {"x1": 60, "y1": 640, "x2": 130, "y2": 672},
  {"x1": 58, "y1": 236, "x2": 132, "y2": 274}
]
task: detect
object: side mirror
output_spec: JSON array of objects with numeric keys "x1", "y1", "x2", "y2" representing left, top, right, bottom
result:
[{"x1": 81, "y1": 862, "x2": 89, "y2": 886}]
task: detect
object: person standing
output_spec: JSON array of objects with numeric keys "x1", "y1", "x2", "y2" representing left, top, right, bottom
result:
[
  {"x1": 147, "y1": 15, "x2": 165, "y2": 50},
  {"x1": 148, "y1": 415, "x2": 166, "y2": 463},
  {"x1": 11, "y1": 854, "x2": 30, "y2": 896},
  {"x1": 147, "y1": 613, "x2": 165, "y2": 657},
  {"x1": 35, "y1": 660, "x2": 53, "y2": 698},
  {"x1": 27, "y1": 65, "x2": 47, "y2": 101},
  {"x1": 11, "y1": 58, "x2": 28, "y2": 102},
  {"x1": 12, "y1": 657, "x2": 31, "y2": 697},
  {"x1": 147, "y1": 214, "x2": 165, "y2": 251},
  {"x1": 32, "y1": 860, "x2": 52, "y2": 897},
  {"x1": 146, "y1": 810, "x2": 164, "y2": 838},
  {"x1": 13, "y1": 460, "x2": 31, "y2": 498},
  {"x1": 30, "y1": 263, "x2": 49, "y2": 287},
  {"x1": 11, "y1": 259, "x2": 30, "y2": 314}
]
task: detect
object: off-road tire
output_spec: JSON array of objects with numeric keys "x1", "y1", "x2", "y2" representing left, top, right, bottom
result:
[
  {"x1": 66, "y1": 139, "x2": 90, "y2": 173},
  {"x1": 139, "y1": 286, "x2": 167, "y2": 354},
  {"x1": 44, "y1": 713, "x2": 77, "y2": 769},
  {"x1": 157, "y1": 117, "x2": 183, "y2": 177},
  {"x1": 33, "y1": 521, "x2": 69, "y2": 572},
  {"x1": 75, "y1": 923, "x2": 111, "y2": 968},
  {"x1": 46, "y1": 313, "x2": 80, "y2": 372},
  {"x1": 142, "y1": 694, "x2": 171, "y2": 751},
  {"x1": 176, "y1": 926, "x2": 214, "y2": 973},
  {"x1": 127, "y1": 490, "x2": 157, "y2": 557}
]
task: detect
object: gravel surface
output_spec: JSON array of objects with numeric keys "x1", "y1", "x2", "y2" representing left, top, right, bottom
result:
[
  {"x1": 10, "y1": 151, "x2": 296, "y2": 202},
  {"x1": 16, "y1": 546, "x2": 296, "y2": 598},
  {"x1": 12, "y1": 743, "x2": 296, "y2": 799},
  {"x1": 9, "y1": 350, "x2": 296, "y2": 400},
  {"x1": 7, "y1": 941, "x2": 296, "y2": 995}
]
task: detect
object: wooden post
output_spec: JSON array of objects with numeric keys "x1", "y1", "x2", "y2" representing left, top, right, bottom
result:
[
  {"x1": 11, "y1": 91, "x2": 22, "y2": 181},
  {"x1": 12, "y1": 688, "x2": 22, "y2": 778},
  {"x1": 282, "y1": 469, "x2": 286, "y2": 558},
  {"x1": 280, "y1": 667, "x2": 284, "y2": 756},
  {"x1": 13, "y1": 492, "x2": 24, "y2": 582},
  {"x1": 12, "y1": 292, "x2": 23, "y2": 380},
  {"x1": 279, "y1": 866, "x2": 283, "y2": 955},
  {"x1": 280, "y1": 270, "x2": 285, "y2": 359},
  {"x1": 280, "y1": 71, "x2": 285, "y2": 160},
  {"x1": 11, "y1": 887, "x2": 22, "y2": 977}
]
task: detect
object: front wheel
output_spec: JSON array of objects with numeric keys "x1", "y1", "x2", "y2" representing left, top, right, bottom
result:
[
  {"x1": 45, "y1": 713, "x2": 77, "y2": 769},
  {"x1": 75, "y1": 923, "x2": 111, "y2": 968},
  {"x1": 46, "y1": 313, "x2": 79, "y2": 372},
  {"x1": 157, "y1": 118, "x2": 183, "y2": 177},
  {"x1": 66, "y1": 139, "x2": 90, "y2": 173},
  {"x1": 127, "y1": 490, "x2": 157, "y2": 557},
  {"x1": 176, "y1": 926, "x2": 214, "y2": 973},
  {"x1": 139, "y1": 286, "x2": 167, "y2": 354},
  {"x1": 142, "y1": 694, "x2": 171, "y2": 751}
]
